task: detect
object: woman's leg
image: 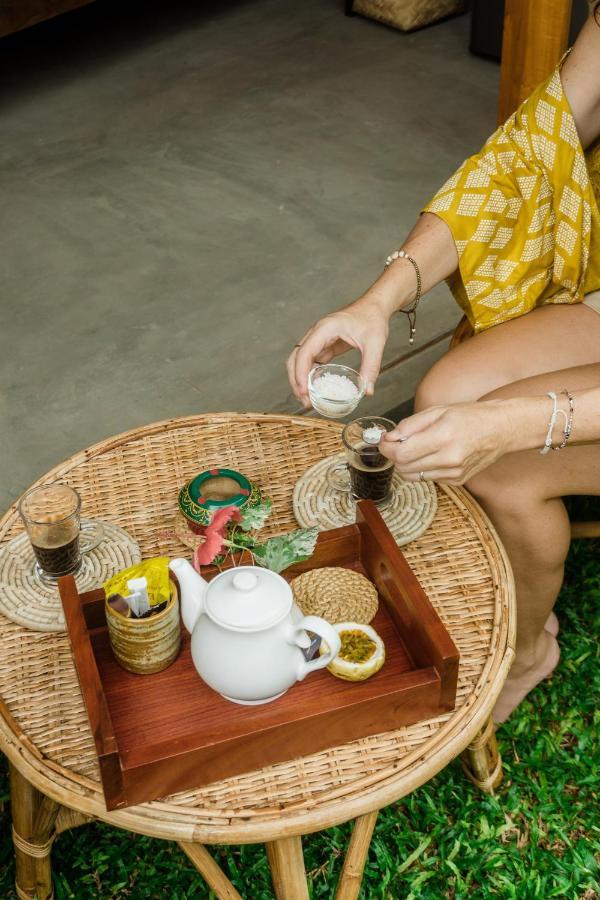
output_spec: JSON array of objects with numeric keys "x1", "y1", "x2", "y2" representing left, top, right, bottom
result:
[
  {"x1": 466, "y1": 364, "x2": 600, "y2": 721},
  {"x1": 412, "y1": 304, "x2": 600, "y2": 721},
  {"x1": 415, "y1": 303, "x2": 600, "y2": 410}
]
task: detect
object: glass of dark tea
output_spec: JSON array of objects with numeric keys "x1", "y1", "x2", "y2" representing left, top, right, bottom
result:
[
  {"x1": 328, "y1": 416, "x2": 396, "y2": 505},
  {"x1": 19, "y1": 483, "x2": 84, "y2": 580}
]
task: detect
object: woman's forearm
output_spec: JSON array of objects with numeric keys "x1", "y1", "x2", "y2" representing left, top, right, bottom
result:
[
  {"x1": 357, "y1": 212, "x2": 458, "y2": 319},
  {"x1": 500, "y1": 386, "x2": 600, "y2": 454}
]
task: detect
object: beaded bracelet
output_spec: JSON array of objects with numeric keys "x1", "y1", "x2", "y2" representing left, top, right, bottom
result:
[
  {"x1": 540, "y1": 390, "x2": 574, "y2": 454},
  {"x1": 384, "y1": 249, "x2": 422, "y2": 345},
  {"x1": 553, "y1": 389, "x2": 575, "y2": 451}
]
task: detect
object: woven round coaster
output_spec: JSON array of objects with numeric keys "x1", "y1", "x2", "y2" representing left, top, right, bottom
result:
[
  {"x1": 293, "y1": 452, "x2": 437, "y2": 545},
  {"x1": 291, "y1": 567, "x2": 378, "y2": 624},
  {"x1": 0, "y1": 521, "x2": 141, "y2": 633}
]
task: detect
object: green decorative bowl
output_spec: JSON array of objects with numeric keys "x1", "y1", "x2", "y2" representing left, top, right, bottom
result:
[{"x1": 178, "y1": 468, "x2": 262, "y2": 528}]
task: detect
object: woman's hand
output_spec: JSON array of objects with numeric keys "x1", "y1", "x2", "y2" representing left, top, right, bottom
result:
[
  {"x1": 379, "y1": 400, "x2": 516, "y2": 485},
  {"x1": 286, "y1": 296, "x2": 391, "y2": 406}
]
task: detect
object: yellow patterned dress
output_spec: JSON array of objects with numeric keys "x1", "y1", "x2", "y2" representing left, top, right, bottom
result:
[{"x1": 423, "y1": 67, "x2": 600, "y2": 333}]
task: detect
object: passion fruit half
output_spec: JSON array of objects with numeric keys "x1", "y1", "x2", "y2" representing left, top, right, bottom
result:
[{"x1": 320, "y1": 621, "x2": 385, "y2": 682}]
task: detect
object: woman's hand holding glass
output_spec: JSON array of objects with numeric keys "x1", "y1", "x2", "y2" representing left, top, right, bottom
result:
[{"x1": 286, "y1": 296, "x2": 391, "y2": 407}]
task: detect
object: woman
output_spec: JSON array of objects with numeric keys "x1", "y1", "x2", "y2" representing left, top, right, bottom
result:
[{"x1": 286, "y1": 5, "x2": 600, "y2": 723}]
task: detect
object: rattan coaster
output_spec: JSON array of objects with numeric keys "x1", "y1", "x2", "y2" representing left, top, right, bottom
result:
[
  {"x1": 291, "y1": 567, "x2": 378, "y2": 624},
  {"x1": 293, "y1": 452, "x2": 437, "y2": 546},
  {"x1": 0, "y1": 521, "x2": 141, "y2": 633}
]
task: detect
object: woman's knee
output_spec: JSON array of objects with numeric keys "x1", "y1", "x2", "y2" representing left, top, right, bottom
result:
[{"x1": 414, "y1": 351, "x2": 479, "y2": 412}]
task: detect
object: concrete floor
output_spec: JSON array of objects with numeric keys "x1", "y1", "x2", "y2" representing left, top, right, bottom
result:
[{"x1": 0, "y1": 0, "x2": 499, "y2": 509}]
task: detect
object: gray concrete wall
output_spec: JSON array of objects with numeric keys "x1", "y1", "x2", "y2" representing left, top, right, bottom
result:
[{"x1": 0, "y1": 0, "x2": 499, "y2": 509}]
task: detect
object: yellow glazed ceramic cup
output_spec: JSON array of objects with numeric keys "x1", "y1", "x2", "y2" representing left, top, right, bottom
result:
[{"x1": 106, "y1": 581, "x2": 181, "y2": 675}]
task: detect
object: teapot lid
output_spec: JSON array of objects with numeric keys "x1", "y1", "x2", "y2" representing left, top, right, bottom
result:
[{"x1": 206, "y1": 566, "x2": 291, "y2": 630}]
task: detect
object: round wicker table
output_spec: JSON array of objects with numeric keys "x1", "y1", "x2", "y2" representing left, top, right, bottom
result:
[{"x1": 0, "y1": 414, "x2": 515, "y2": 900}]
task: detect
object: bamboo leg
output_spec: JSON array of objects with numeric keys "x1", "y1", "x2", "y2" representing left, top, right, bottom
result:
[
  {"x1": 461, "y1": 716, "x2": 503, "y2": 794},
  {"x1": 178, "y1": 841, "x2": 243, "y2": 900},
  {"x1": 266, "y1": 836, "x2": 309, "y2": 900},
  {"x1": 9, "y1": 763, "x2": 55, "y2": 900},
  {"x1": 335, "y1": 811, "x2": 379, "y2": 900}
]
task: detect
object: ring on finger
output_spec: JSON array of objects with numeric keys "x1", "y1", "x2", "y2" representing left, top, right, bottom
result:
[{"x1": 419, "y1": 471, "x2": 426, "y2": 482}]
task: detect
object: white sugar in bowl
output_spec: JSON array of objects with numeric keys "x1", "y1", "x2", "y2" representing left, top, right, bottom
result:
[{"x1": 308, "y1": 364, "x2": 366, "y2": 419}]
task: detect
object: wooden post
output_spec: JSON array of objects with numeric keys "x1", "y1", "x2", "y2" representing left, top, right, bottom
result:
[
  {"x1": 461, "y1": 716, "x2": 503, "y2": 794},
  {"x1": 335, "y1": 811, "x2": 379, "y2": 900},
  {"x1": 9, "y1": 764, "x2": 55, "y2": 900},
  {"x1": 498, "y1": 0, "x2": 573, "y2": 124},
  {"x1": 266, "y1": 836, "x2": 309, "y2": 900},
  {"x1": 178, "y1": 842, "x2": 243, "y2": 900}
]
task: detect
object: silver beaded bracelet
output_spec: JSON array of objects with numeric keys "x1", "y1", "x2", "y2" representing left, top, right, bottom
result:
[
  {"x1": 384, "y1": 249, "x2": 422, "y2": 345},
  {"x1": 540, "y1": 390, "x2": 574, "y2": 454}
]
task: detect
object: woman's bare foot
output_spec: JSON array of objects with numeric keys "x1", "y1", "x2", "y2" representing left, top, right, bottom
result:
[
  {"x1": 545, "y1": 611, "x2": 559, "y2": 637},
  {"x1": 493, "y1": 632, "x2": 560, "y2": 724}
]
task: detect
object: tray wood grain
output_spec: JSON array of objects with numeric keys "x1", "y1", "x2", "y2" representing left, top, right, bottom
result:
[{"x1": 59, "y1": 501, "x2": 459, "y2": 811}]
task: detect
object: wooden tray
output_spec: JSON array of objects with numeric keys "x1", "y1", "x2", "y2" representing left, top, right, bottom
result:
[{"x1": 59, "y1": 501, "x2": 459, "y2": 811}]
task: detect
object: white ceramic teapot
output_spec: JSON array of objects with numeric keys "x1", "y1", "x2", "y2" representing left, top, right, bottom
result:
[{"x1": 169, "y1": 558, "x2": 342, "y2": 705}]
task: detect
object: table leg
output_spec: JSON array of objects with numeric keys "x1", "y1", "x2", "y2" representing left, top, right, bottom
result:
[
  {"x1": 9, "y1": 763, "x2": 57, "y2": 900},
  {"x1": 335, "y1": 810, "x2": 379, "y2": 900},
  {"x1": 461, "y1": 716, "x2": 503, "y2": 794},
  {"x1": 266, "y1": 836, "x2": 309, "y2": 900},
  {"x1": 178, "y1": 841, "x2": 243, "y2": 900}
]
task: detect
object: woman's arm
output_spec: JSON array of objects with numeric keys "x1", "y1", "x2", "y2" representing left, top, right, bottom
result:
[
  {"x1": 287, "y1": 5, "x2": 600, "y2": 406},
  {"x1": 379, "y1": 386, "x2": 600, "y2": 484},
  {"x1": 287, "y1": 212, "x2": 458, "y2": 404},
  {"x1": 561, "y1": 5, "x2": 600, "y2": 149}
]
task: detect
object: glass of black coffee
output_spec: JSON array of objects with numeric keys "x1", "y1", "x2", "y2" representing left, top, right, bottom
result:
[
  {"x1": 328, "y1": 416, "x2": 396, "y2": 505},
  {"x1": 19, "y1": 484, "x2": 83, "y2": 580}
]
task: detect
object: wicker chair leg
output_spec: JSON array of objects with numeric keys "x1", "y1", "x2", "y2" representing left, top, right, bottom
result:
[
  {"x1": 9, "y1": 763, "x2": 55, "y2": 900},
  {"x1": 178, "y1": 842, "x2": 242, "y2": 900},
  {"x1": 335, "y1": 810, "x2": 379, "y2": 900},
  {"x1": 266, "y1": 836, "x2": 309, "y2": 900},
  {"x1": 461, "y1": 716, "x2": 503, "y2": 794}
]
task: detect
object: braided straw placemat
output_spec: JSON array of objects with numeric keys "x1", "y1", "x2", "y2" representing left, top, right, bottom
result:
[
  {"x1": 291, "y1": 567, "x2": 379, "y2": 624},
  {"x1": 0, "y1": 521, "x2": 140, "y2": 633},
  {"x1": 293, "y1": 452, "x2": 437, "y2": 546},
  {"x1": 0, "y1": 414, "x2": 514, "y2": 844}
]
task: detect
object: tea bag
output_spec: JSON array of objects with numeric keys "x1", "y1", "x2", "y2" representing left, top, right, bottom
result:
[
  {"x1": 125, "y1": 577, "x2": 151, "y2": 617},
  {"x1": 104, "y1": 557, "x2": 170, "y2": 617}
]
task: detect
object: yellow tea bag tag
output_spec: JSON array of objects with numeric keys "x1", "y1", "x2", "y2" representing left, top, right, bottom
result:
[{"x1": 104, "y1": 557, "x2": 170, "y2": 608}]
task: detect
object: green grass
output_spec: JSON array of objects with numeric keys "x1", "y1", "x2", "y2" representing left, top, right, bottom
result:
[{"x1": 1, "y1": 539, "x2": 598, "y2": 899}]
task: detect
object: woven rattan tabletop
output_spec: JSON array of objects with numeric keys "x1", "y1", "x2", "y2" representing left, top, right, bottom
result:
[{"x1": 0, "y1": 414, "x2": 515, "y2": 844}]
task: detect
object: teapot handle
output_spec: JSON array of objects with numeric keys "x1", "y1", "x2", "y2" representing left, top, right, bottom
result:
[{"x1": 292, "y1": 616, "x2": 341, "y2": 681}]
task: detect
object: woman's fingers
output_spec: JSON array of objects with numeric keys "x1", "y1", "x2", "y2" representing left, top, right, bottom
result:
[
  {"x1": 358, "y1": 332, "x2": 387, "y2": 397},
  {"x1": 401, "y1": 468, "x2": 464, "y2": 485},
  {"x1": 384, "y1": 406, "x2": 446, "y2": 442},
  {"x1": 289, "y1": 327, "x2": 350, "y2": 403},
  {"x1": 380, "y1": 421, "x2": 447, "y2": 466}
]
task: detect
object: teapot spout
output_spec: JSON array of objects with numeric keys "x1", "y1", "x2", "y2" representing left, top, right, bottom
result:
[{"x1": 169, "y1": 558, "x2": 208, "y2": 634}]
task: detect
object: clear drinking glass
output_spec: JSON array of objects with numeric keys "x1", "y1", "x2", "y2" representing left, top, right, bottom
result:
[
  {"x1": 327, "y1": 416, "x2": 397, "y2": 505},
  {"x1": 19, "y1": 483, "x2": 84, "y2": 580}
]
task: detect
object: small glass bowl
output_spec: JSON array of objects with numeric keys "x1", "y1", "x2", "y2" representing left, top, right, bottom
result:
[{"x1": 308, "y1": 364, "x2": 366, "y2": 419}]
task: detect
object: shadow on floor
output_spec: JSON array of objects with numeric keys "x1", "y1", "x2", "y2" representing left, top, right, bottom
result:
[{"x1": 0, "y1": 0, "x2": 271, "y2": 106}]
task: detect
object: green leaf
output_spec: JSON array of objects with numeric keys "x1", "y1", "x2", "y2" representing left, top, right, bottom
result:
[
  {"x1": 239, "y1": 498, "x2": 273, "y2": 532},
  {"x1": 253, "y1": 527, "x2": 318, "y2": 574}
]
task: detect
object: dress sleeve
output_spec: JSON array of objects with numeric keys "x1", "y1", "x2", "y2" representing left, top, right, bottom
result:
[{"x1": 422, "y1": 68, "x2": 600, "y2": 333}]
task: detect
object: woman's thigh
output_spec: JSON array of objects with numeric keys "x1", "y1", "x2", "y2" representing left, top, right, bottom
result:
[
  {"x1": 416, "y1": 303, "x2": 600, "y2": 411},
  {"x1": 469, "y1": 362, "x2": 600, "y2": 502}
]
